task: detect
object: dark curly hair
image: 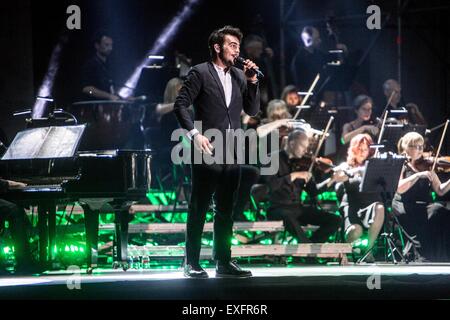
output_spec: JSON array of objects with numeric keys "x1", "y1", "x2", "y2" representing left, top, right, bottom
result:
[{"x1": 208, "y1": 25, "x2": 243, "y2": 59}]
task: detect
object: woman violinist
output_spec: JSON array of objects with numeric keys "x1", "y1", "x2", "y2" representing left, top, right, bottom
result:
[
  {"x1": 341, "y1": 95, "x2": 380, "y2": 145},
  {"x1": 393, "y1": 132, "x2": 450, "y2": 261},
  {"x1": 328, "y1": 134, "x2": 386, "y2": 262}
]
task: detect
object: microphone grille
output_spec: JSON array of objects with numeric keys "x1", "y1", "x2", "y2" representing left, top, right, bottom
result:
[{"x1": 235, "y1": 56, "x2": 245, "y2": 64}]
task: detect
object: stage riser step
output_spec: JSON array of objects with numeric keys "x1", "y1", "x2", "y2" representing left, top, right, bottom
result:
[
  {"x1": 126, "y1": 244, "x2": 352, "y2": 258},
  {"x1": 56, "y1": 222, "x2": 319, "y2": 234}
]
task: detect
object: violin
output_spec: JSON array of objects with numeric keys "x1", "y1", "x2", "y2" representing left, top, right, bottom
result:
[
  {"x1": 412, "y1": 156, "x2": 450, "y2": 173},
  {"x1": 290, "y1": 156, "x2": 334, "y2": 174},
  {"x1": 407, "y1": 119, "x2": 450, "y2": 173}
]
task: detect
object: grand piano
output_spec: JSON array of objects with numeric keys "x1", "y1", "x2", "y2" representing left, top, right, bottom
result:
[{"x1": 0, "y1": 115, "x2": 152, "y2": 272}]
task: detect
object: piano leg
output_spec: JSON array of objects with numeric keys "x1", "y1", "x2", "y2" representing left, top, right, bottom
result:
[
  {"x1": 114, "y1": 208, "x2": 130, "y2": 271},
  {"x1": 48, "y1": 203, "x2": 56, "y2": 265},
  {"x1": 83, "y1": 207, "x2": 99, "y2": 272},
  {"x1": 37, "y1": 206, "x2": 48, "y2": 267},
  {"x1": 38, "y1": 202, "x2": 57, "y2": 269}
]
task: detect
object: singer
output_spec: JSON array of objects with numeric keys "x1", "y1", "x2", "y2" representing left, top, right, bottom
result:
[{"x1": 174, "y1": 25, "x2": 260, "y2": 278}]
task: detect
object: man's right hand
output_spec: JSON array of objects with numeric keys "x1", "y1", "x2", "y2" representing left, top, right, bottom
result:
[
  {"x1": 193, "y1": 134, "x2": 214, "y2": 155},
  {"x1": 291, "y1": 171, "x2": 312, "y2": 183}
]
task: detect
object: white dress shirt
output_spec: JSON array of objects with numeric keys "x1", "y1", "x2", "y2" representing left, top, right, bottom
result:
[{"x1": 187, "y1": 62, "x2": 233, "y2": 140}]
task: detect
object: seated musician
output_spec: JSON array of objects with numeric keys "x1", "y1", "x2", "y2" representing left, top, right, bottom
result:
[
  {"x1": 257, "y1": 99, "x2": 292, "y2": 139},
  {"x1": 80, "y1": 31, "x2": 120, "y2": 101},
  {"x1": 382, "y1": 79, "x2": 427, "y2": 125},
  {"x1": 234, "y1": 100, "x2": 292, "y2": 222},
  {"x1": 328, "y1": 134, "x2": 385, "y2": 262},
  {"x1": 393, "y1": 132, "x2": 450, "y2": 261},
  {"x1": 280, "y1": 85, "x2": 302, "y2": 117},
  {"x1": 341, "y1": 95, "x2": 379, "y2": 145},
  {"x1": 265, "y1": 129, "x2": 342, "y2": 244},
  {"x1": 0, "y1": 179, "x2": 36, "y2": 274}
]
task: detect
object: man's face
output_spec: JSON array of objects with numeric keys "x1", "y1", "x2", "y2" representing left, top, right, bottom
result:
[
  {"x1": 245, "y1": 41, "x2": 263, "y2": 60},
  {"x1": 356, "y1": 102, "x2": 373, "y2": 121},
  {"x1": 217, "y1": 34, "x2": 240, "y2": 67},
  {"x1": 383, "y1": 81, "x2": 401, "y2": 104},
  {"x1": 290, "y1": 137, "x2": 309, "y2": 158},
  {"x1": 286, "y1": 92, "x2": 300, "y2": 107},
  {"x1": 301, "y1": 29, "x2": 320, "y2": 48},
  {"x1": 95, "y1": 36, "x2": 113, "y2": 57}
]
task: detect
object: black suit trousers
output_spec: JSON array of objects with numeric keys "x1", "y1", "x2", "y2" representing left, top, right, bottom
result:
[{"x1": 186, "y1": 163, "x2": 240, "y2": 265}]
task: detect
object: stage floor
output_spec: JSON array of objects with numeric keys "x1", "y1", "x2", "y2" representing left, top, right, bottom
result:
[{"x1": 0, "y1": 263, "x2": 450, "y2": 299}]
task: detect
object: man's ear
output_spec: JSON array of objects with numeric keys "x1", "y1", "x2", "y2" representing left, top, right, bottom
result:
[{"x1": 214, "y1": 44, "x2": 221, "y2": 54}]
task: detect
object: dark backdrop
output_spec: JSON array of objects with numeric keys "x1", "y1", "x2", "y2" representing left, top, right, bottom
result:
[{"x1": 0, "y1": 0, "x2": 449, "y2": 152}]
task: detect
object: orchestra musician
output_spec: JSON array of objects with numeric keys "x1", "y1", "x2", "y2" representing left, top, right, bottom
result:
[
  {"x1": 80, "y1": 31, "x2": 119, "y2": 101},
  {"x1": 393, "y1": 132, "x2": 450, "y2": 261},
  {"x1": 382, "y1": 79, "x2": 427, "y2": 126},
  {"x1": 341, "y1": 95, "x2": 379, "y2": 145},
  {"x1": 328, "y1": 134, "x2": 385, "y2": 262},
  {"x1": 264, "y1": 129, "x2": 342, "y2": 244}
]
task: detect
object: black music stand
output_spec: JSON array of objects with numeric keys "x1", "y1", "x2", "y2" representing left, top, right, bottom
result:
[
  {"x1": 380, "y1": 124, "x2": 427, "y2": 153},
  {"x1": 357, "y1": 153, "x2": 407, "y2": 264}
]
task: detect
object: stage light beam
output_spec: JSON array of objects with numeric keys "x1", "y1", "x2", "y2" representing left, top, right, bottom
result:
[
  {"x1": 119, "y1": 0, "x2": 201, "y2": 98},
  {"x1": 32, "y1": 36, "x2": 67, "y2": 118}
]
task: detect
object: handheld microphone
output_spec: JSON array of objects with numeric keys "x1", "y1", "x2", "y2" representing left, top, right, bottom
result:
[{"x1": 234, "y1": 57, "x2": 264, "y2": 79}]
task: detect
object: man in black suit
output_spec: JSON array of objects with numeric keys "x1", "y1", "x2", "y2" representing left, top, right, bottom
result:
[{"x1": 174, "y1": 25, "x2": 260, "y2": 278}]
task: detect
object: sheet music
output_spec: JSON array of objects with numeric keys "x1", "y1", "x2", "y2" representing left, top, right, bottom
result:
[{"x1": 1, "y1": 125, "x2": 85, "y2": 160}]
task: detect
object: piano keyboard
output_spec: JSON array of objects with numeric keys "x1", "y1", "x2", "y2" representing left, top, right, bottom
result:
[{"x1": 20, "y1": 184, "x2": 64, "y2": 193}]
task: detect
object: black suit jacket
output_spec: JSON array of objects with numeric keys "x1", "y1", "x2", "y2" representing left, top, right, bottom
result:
[{"x1": 174, "y1": 62, "x2": 260, "y2": 134}]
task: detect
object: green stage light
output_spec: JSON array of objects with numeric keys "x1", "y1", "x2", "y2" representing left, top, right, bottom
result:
[
  {"x1": 231, "y1": 238, "x2": 239, "y2": 245},
  {"x1": 260, "y1": 238, "x2": 272, "y2": 245},
  {"x1": 159, "y1": 193, "x2": 169, "y2": 206},
  {"x1": 146, "y1": 192, "x2": 160, "y2": 205},
  {"x1": 300, "y1": 191, "x2": 309, "y2": 202}
]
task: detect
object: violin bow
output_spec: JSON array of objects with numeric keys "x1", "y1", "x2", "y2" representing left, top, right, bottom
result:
[
  {"x1": 374, "y1": 109, "x2": 390, "y2": 157},
  {"x1": 308, "y1": 116, "x2": 334, "y2": 174},
  {"x1": 379, "y1": 90, "x2": 397, "y2": 121},
  {"x1": 431, "y1": 119, "x2": 449, "y2": 172},
  {"x1": 293, "y1": 73, "x2": 320, "y2": 120}
]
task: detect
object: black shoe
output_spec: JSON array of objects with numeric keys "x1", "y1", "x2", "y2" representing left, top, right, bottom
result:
[
  {"x1": 183, "y1": 264, "x2": 209, "y2": 278},
  {"x1": 216, "y1": 261, "x2": 252, "y2": 278}
]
